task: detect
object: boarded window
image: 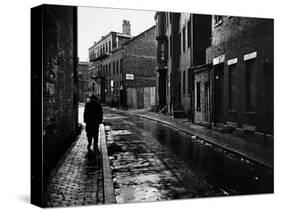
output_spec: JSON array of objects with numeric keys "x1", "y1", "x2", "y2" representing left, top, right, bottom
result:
[
  {"x1": 196, "y1": 82, "x2": 201, "y2": 111},
  {"x1": 228, "y1": 64, "x2": 236, "y2": 110},
  {"x1": 245, "y1": 59, "x2": 256, "y2": 111}
]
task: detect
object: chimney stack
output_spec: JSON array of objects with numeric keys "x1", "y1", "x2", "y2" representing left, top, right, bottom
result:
[{"x1": 122, "y1": 20, "x2": 131, "y2": 35}]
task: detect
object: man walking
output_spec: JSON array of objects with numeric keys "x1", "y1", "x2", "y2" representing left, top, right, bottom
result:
[{"x1": 83, "y1": 95, "x2": 103, "y2": 153}]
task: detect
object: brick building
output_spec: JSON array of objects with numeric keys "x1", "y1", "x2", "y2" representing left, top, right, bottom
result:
[
  {"x1": 89, "y1": 21, "x2": 156, "y2": 109},
  {"x1": 155, "y1": 13, "x2": 273, "y2": 137},
  {"x1": 31, "y1": 5, "x2": 78, "y2": 206},
  {"x1": 78, "y1": 61, "x2": 90, "y2": 102},
  {"x1": 155, "y1": 12, "x2": 181, "y2": 116},
  {"x1": 206, "y1": 16, "x2": 273, "y2": 136},
  {"x1": 155, "y1": 12, "x2": 211, "y2": 119}
]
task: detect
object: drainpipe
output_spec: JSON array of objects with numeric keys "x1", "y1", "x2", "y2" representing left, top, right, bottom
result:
[
  {"x1": 190, "y1": 14, "x2": 194, "y2": 124},
  {"x1": 208, "y1": 64, "x2": 212, "y2": 129}
]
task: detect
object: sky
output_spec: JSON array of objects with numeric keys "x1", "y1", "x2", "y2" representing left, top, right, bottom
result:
[{"x1": 78, "y1": 6, "x2": 156, "y2": 62}]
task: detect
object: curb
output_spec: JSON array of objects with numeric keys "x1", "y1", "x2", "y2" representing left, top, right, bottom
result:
[
  {"x1": 138, "y1": 114, "x2": 273, "y2": 170},
  {"x1": 99, "y1": 124, "x2": 116, "y2": 204}
]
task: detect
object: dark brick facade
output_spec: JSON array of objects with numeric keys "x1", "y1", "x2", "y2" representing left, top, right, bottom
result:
[
  {"x1": 123, "y1": 26, "x2": 156, "y2": 88},
  {"x1": 31, "y1": 6, "x2": 78, "y2": 206},
  {"x1": 207, "y1": 16, "x2": 273, "y2": 134},
  {"x1": 42, "y1": 5, "x2": 79, "y2": 178},
  {"x1": 122, "y1": 26, "x2": 157, "y2": 108}
]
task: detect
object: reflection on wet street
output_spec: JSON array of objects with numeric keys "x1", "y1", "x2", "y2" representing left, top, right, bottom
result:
[{"x1": 103, "y1": 109, "x2": 273, "y2": 203}]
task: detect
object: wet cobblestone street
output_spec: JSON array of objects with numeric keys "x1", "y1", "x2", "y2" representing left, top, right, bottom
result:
[{"x1": 104, "y1": 109, "x2": 224, "y2": 203}]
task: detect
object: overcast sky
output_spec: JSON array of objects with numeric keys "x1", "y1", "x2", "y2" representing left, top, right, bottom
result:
[{"x1": 78, "y1": 6, "x2": 156, "y2": 62}]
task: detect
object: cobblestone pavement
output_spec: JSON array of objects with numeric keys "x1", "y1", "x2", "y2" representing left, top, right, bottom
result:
[
  {"x1": 103, "y1": 109, "x2": 225, "y2": 204},
  {"x1": 43, "y1": 130, "x2": 104, "y2": 207}
]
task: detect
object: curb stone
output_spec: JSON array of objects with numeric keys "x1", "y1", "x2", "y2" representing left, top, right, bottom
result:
[{"x1": 99, "y1": 124, "x2": 116, "y2": 204}]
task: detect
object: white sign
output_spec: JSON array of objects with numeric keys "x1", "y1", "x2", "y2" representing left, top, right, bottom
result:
[
  {"x1": 227, "y1": 58, "x2": 238, "y2": 65},
  {"x1": 244, "y1": 51, "x2": 257, "y2": 61},
  {"x1": 213, "y1": 55, "x2": 225, "y2": 65},
  {"x1": 126, "y1": 74, "x2": 134, "y2": 80}
]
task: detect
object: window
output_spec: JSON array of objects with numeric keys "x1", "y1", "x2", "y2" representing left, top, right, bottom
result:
[
  {"x1": 214, "y1": 15, "x2": 223, "y2": 25},
  {"x1": 228, "y1": 64, "x2": 236, "y2": 110},
  {"x1": 245, "y1": 59, "x2": 256, "y2": 112},
  {"x1": 119, "y1": 59, "x2": 123, "y2": 73},
  {"x1": 106, "y1": 42, "x2": 108, "y2": 53},
  {"x1": 169, "y1": 36, "x2": 172, "y2": 57},
  {"x1": 161, "y1": 43, "x2": 165, "y2": 61},
  {"x1": 113, "y1": 61, "x2": 115, "y2": 75},
  {"x1": 196, "y1": 82, "x2": 201, "y2": 111},
  {"x1": 187, "y1": 20, "x2": 191, "y2": 48},
  {"x1": 109, "y1": 63, "x2": 111, "y2": 76},
  {"x1": 183, "y1": 71, "x2": 186, "y2": 95},
  {"x1": 182, "y1": 27, "x2": 186, "y2": 52},
  {"x1": 109, "y1": 41, "x2": 111, "y2": 52},
  {"x1": 116, "y1": 60, "x2": 119, "y2": 74}
]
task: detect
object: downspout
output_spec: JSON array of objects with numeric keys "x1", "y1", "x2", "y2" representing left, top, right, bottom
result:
[{"x1": 190, "y1": 14, "x2": 194, "y2": 123}]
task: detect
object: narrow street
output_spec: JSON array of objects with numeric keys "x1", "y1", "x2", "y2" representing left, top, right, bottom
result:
[
  {"x1": 103, "y1": 107, "x2": 273, "y2": 203},
  {"x1": 43, "y1": 105, "x2": 273, "y2": 206}
]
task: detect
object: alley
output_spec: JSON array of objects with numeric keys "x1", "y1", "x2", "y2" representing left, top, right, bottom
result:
[{"x1": 103, "y1": 107, "x2": 273, "y2": 203}]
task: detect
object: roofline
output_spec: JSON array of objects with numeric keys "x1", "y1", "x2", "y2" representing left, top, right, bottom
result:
[
  {"x1": 79, "y1": 61, "x2": 89, "y2": 65},
  {"x1": 123, "y1": 25, "x2": 156, "y2": 46},
  {"x1": 88, "y1": 31, "x2": 133, "y2": 50}
]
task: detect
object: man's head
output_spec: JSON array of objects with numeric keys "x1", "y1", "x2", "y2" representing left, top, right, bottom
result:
[{"x1": 90, "y1": 95, "x2": 98, "y2": 102}]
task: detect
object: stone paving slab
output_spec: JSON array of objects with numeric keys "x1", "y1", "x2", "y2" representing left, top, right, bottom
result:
[{"x1": 43, "y1": 130, "x2": 104, "y2": 207}]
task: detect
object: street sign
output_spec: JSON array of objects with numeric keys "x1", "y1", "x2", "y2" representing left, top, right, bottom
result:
[{"x1": 126, "y1": 74, "x2": 134, "y2": 80}]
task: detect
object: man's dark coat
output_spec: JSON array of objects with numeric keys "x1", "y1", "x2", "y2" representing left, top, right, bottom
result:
[{"x1": 83, "y1": 99, "x2": 103, "y2": 132}]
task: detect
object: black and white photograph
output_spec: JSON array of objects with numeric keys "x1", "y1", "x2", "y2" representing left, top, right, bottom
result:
[{"x1": 29, "y1": 3, "x2": 274, "y2": 208}]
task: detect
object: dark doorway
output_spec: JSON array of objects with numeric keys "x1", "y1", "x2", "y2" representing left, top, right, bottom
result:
[
  {"x1": 214, "y1": 64, "x2": 224, "y2": 124},
  {"x1": 204, "y1": 81, "x2": 210, "y2": 122},
  {"x1": 159, "y1": 71, "x2": 167, "y2": 106}
]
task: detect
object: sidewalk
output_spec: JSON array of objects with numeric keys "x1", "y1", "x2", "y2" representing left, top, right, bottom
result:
[
  {"x1": 43, "y1": 124, "x2": 115, "y2": 207},
  {"x1": 110, "y1": 107, "x2": 273, "y2": 169}
]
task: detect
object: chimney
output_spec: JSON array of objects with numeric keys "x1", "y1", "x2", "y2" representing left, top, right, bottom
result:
[{"x1": 122, "y1": 20, "x2": 131, "y2": 35}]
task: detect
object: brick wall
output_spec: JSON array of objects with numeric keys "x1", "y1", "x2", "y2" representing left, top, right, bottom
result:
[
  {"x1": 42, "y1": 5, "x2": 78, "y2": 178},
  {"x1": 210, "y1": 16, "x2": 273, "y2": 134},
  {"x1": 123, "y1": 26, "x2": 157, "y2": 89}
]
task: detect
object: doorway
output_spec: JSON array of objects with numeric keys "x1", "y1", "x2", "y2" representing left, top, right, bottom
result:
[{"x1": 214, "y1": 64, "x2": 224, "y2": 124}]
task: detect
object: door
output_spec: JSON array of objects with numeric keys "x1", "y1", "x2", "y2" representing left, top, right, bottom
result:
[
  {"x1": 204, "y1": 81, "x2": 210, "y2": 122},
  {"x1": 214, "y1": 64, "x2": 224, "y2": 124}
]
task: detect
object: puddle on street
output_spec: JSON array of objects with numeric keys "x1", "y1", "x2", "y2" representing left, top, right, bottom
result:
[{"x1": 135, "y1": 118, "x2": 273, "y2": 195}]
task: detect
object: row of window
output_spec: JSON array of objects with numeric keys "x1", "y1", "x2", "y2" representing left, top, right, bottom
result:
[
  {"x1": 167, "y1": 15, "x2": 222, "y2": 59},
  {"x1": 89, "y1": 39, "x2": 112, "y2": 60},
  {"x1": 105, "y1": 80, "x2": 121, "y2": 96},
  {"x1": 194, "y1": 57, "x2": 257, "y2": 113},
  {"x1": 97, "y1": 59, "x2": 122, "y2": 77},
  {"x1": 181, "y1": 21, "x2": 191, "y2": 53}
]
